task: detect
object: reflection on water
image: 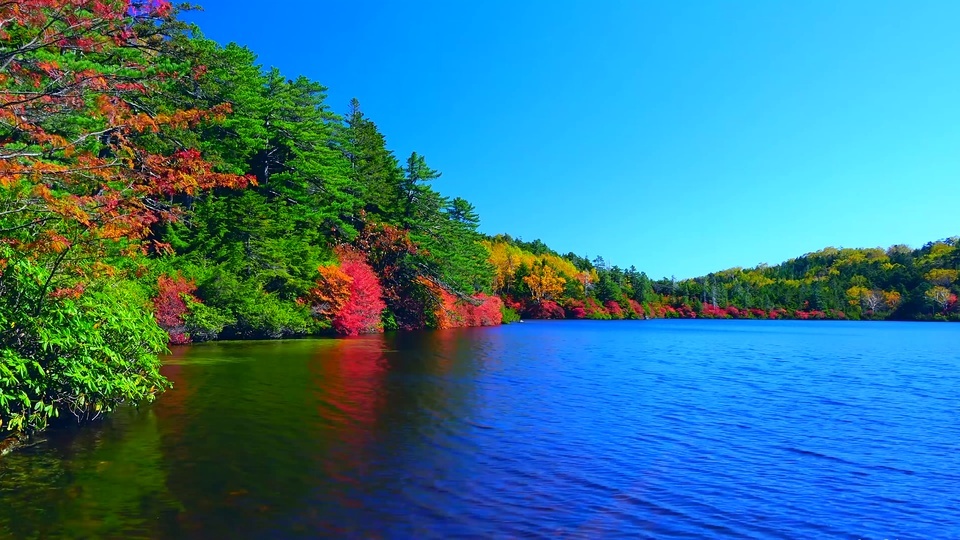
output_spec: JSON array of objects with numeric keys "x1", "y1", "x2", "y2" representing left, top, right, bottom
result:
[{"x1": 1, "y1": 321, "x2": 959, "y2": 538}]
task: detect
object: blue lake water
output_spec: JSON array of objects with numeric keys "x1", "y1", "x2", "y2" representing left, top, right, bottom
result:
[{"x1": 1, "y1": 320, "x2": 958, "y2": 538}]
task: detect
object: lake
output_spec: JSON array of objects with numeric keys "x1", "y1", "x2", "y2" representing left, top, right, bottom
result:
[{"x1": 1, "y1": 320, "x2": 958, "y2": 538}]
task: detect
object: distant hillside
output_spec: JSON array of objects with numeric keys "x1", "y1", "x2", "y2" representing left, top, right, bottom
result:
[{"x1": 489, "y1": 235, "x2": 959, "y2": 322}]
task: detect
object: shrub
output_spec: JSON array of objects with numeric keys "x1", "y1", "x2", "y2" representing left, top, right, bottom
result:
[
  {"x1": 0, "y1": 259, "x2": 169, "y2": 435},
  {"x1": 154, "y1": 275, "x2": 196, "y2": 344},
  {"x1": 604, "y1": 300, "x2": 624, "y2": 319},
  {"x1": 524, "y1": 300, "x2": 566, "y2": 319},
  {"x1": 196, "y1": 269, "x2": 314, "y2": 339},
  {"x1": 332, "y1": 247, "x2": 386, "y2": 336},
  {"x1": 501, "y1": 305, "x2": 521, "y2": 324},
  {"x1": 585, "y1": 298, "x2": 611, "y2": 319},
  {"x1": 183, "y1": 299, "x2": 236, "y2": 342}
]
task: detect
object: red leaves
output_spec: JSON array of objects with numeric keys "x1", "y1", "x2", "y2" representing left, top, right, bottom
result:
[
  {"x1": 353, "y1": 222, "x2": 426, "y2": 330},
  {"x1": 699, "y1": 303, "x2": 727, "y2": 318},
  {"x1": 429, "y1": 288, "x2": 503, "y2": 329},
  {"x1": 154, "y1": 275, "x2": 197, "y2": 344},
  {"x1": 584, "y1": 298, "x2": 607, "y2": 318},
  {"x1": 604, "y1": 300, "x2": 624, "y2": 319},
  {"x1": 50, "y1": 283, "x2": 85, "y2": 300},
  {"x1": 472, "y1": 295, "x2": 504, "y2": 326},
  {"x1": 330, "y1": 247, "x2": 386, "y2": 336},
  {"x1": 524, "y1": 300, "x2": 565, "y2": 320}
]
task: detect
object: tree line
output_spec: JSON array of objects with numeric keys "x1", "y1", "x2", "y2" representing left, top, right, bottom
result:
[{"x1": 489, "y1": 235, "x2": 958, "y2": 322}]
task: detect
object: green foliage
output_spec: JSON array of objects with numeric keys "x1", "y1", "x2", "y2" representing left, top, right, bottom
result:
[
  {"x1": 0, "y1": 253, "x2": 169, "y2": 435},
  {"x1": 381, "y1": 309, "x2": 399, "y2": 332},
  {"x1": 193, "y1": 269, "x2": 315, "y2": 339},
  {"x1": 338, "y1": 98, "x2": 404, "y2": 216},
  {"x1": 183, "y1": 298, "x2": 236, "y2": 342},
  {"x1": 665, "y1": 238, "x2": 960, "y2": 320},
  {"x1": 500, "y1": 306, "x2": 521, "y2": 324}
]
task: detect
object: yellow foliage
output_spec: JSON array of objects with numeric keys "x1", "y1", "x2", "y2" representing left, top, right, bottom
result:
[
  {"x1": 919, "y1": 243, "x2": 957, "y2": 267},
  {"x1": 523, "y1": 264, "x2": 566, "y2": 301},
  {"x1": 925, "y1": 268, "x2": 958, "y2": 286},
  {"x1": 742, "y1": 271, "x2": 774, "y2": 288},
  {"x1": 925, "y1": 285, "x2": 952, "y2": 310},
  {"x1": 539, "y1": 253, "x2": 579, "y2": 280},
  {"x1": 485, "y1": 241, "x2": 527, "y2": 293},
  {"x1": 846, "y1": 286, "x2": 870, "y2": 307},
  {"x1": 484, "y1": 240, "x2": 580, "y2": 295}
]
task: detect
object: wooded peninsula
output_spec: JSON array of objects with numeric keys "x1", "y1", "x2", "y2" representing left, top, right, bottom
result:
[{"x1": 2, "y1": 1, "x2": 958, "y2": 437}]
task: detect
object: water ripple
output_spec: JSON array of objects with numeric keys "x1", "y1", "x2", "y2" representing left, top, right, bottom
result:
[{"x1": 1, "y1": 321, "x2": 960, "y2": 539}]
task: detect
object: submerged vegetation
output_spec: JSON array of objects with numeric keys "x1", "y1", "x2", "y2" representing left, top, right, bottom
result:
[{"x1": 0, "y1": 1, "x2": 957, "y2": 437}]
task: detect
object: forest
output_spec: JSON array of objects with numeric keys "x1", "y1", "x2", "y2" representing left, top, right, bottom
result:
[
  {"x1": 489, "y1": 235, "x2": 959, "y2": 323},
  {"x1": 1, "y1": 1, "x2": 958, "y2": 437}
]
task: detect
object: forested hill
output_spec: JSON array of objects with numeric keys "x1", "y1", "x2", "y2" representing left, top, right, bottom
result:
[
  {"x1": 483, "y1": 235, "x2": 960, "y2": 322},
  {"x1": 663, "y1": 240, "x2": 960, "y2": 321},
  {"x1": 0, "y1": 1, "x2": 957, "y2": 436}
]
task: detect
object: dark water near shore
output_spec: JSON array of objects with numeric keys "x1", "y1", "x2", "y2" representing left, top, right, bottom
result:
[{"x1": 1, "y1": 320, "x2": 959, "y2": 538}]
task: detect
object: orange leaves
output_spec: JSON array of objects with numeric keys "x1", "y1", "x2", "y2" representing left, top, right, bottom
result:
[
  {"x1": 27, "y1": 230, "x2": 72, "y2": 254},
  {"x1": 883, "y1": 290, "x2": 901, "y2": 310},
  {"x1": 144, "y1": 149, "x2": 255, "y2": 196},
  {"x1": 415, "y1": 276, "x2": 503, "y2": 329},
  {"x1": 125, "y1": 105, "x2": 232, "y2": 134},
  {"x1": 304, "y1": 264, "x2": 353, "y2": 318}
]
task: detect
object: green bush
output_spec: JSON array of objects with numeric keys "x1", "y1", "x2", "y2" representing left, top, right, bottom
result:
[
  {"x1": 183, "y1": 298, "x2": 236, "y2": 342},
  {"x1": 500, "y1": 305, "x2": 521, "y2": 324},
  {"x1": 195, "y1": 269, "x2": 315, "y2": 338},
  {"x1": 234, "y1": 293, "x2": 315, "y2": 338},
  {"x1": 0, "y1": 256, "x2": 169, "y2": 435},
  {"x1": 381, "y1": 309, "x2": 399, "y2": 331}
]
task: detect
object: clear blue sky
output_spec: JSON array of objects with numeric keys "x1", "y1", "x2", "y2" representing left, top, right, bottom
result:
[{"x1": 185, "y1": 0, "x2": 959, "y2": 279}]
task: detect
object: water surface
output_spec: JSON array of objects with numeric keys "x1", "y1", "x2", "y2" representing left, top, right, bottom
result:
[{"x1": 1, "y1": 320, "x2": 959, "y2": 538}]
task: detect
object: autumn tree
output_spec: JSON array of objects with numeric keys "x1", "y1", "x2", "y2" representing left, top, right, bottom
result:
[
  {"x1": 926, "y1": 286, "x2": 953, "y2": 313},
  {"x1": 331, "y1": 247, "x2": 385, "y2": 336},
  {"x1": 523, "y1": 261, "x2": 566, "y2": 301},
  {"x1": 302, "y1": 265, "x2": 353, "y2": 320},
  {"x1": 0, "y1": 0, "x2": 249, "y2": 435},
  {"x1": 883, "y1": 290, "x2": 902, "y2": 311}
]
